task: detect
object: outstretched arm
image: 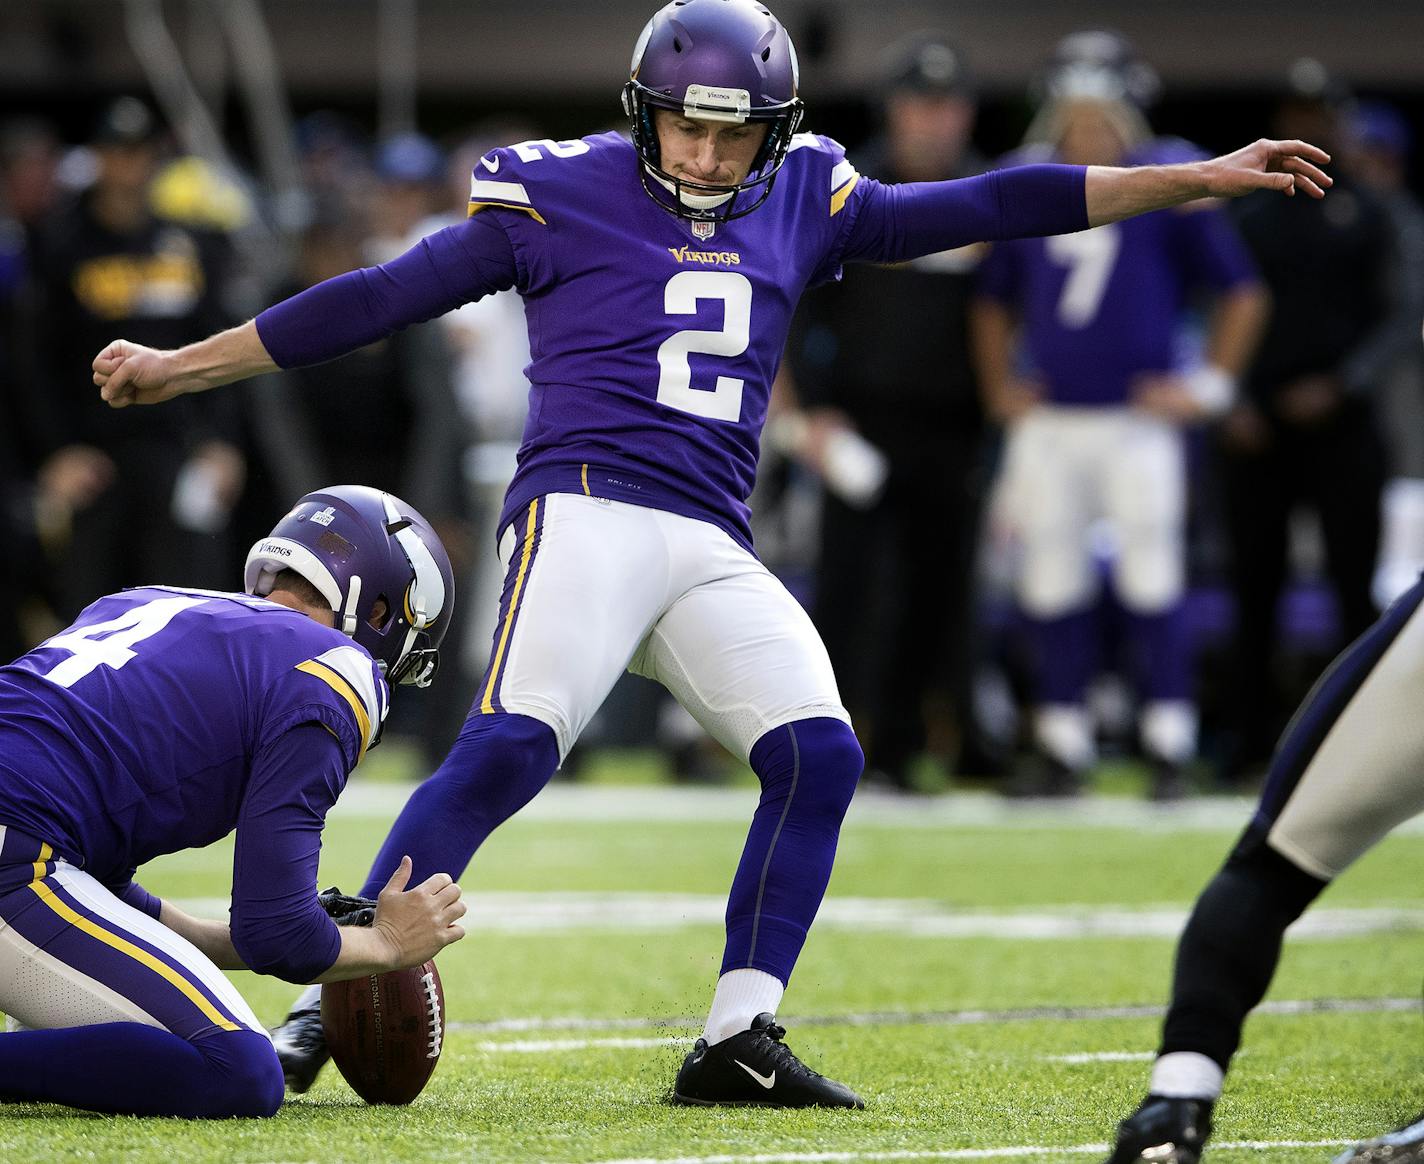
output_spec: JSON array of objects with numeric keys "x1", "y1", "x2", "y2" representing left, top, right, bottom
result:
[
  {"x1": 1086, "y1": 138, "x2": 1331, "y2": 227},
  {"x1": 95, "y1": 320, "x2": 274, "y2": 409},
  {"x1": 95, "y1": 214, "x2": 519, "y2": 409}
]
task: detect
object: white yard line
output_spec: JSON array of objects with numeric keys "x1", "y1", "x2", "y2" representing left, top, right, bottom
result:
[
  {"x1": 581, "y1": 1140, "x2": 1350, "y2": 1164},
  {"x1": 1043, "y1": 1051, "x2": 1155, "y2": 1063},
  {"x1": 451, "y1": 996, "x2": 1418, "y2": 1036},
  {"x1": 477, "y1": 1036, "x2": 686, "y2": 1053},
  {"x1": 477, "y1": 1042, "x2": 1174, "y2": 1063},
  {"x1": 169, "y1": 891, "x2": 1424, "y2": 941},
  {"x1": 328, "y1": 781, "x2": 1424, "y2": 834}
]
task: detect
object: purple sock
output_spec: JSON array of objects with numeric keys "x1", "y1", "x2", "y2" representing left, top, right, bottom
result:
[
  {"x1": 1029, "y1": 608, "x2": 1098, "y2": 704},
  {"x1": 721, "y1": 717, "x2": 863, "y2": 984},
  {"x1": 360, "y1": 711, "x2": 559, "y2": 896},
  {"x1": 0, "y1": 1024, "x2": 281, "y2": 1117},
  {"x1": 1127, "y1": 606, "x2": 1192, "y2": 702}
]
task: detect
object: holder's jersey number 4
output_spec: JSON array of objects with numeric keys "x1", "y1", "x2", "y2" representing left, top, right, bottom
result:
[{"x1": 656, "y1": 271, "x2": 752, "y2": 422}]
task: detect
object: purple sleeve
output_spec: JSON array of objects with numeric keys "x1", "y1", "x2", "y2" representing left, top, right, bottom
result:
[
  {"x1": 254, "y1": 214, "x2": 519, "y2": 368},
  {"x1": 113, "y1": 879, "x2": 162, "y2": 920},
  {"x1": 841, "y1": 165, "x2": 1089, "y2": 266},
  {"x1": 229, "y1": 722, "x2": 348, "y2": 983}
]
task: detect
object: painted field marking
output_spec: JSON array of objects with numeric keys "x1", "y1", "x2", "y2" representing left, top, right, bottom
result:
[
  {"x1": 450, "y1": 995, "x2": 1418, "y2": 1036},
  {"x1": 327, "y1": 783, "x2": 1304, "y2": 830},
  {"x1": 477, "y1": 1036, "x2": 685, "y2": 1053},
  {"x1": 1043, "y1": 1051, "x2": 1155, "y2": 1063},
  {"x1": 169, "y1": 894, "x2": 1424, "y2": 941},
  {"x1": 582, "y1": 1139, "x2": 1350, "y2": 1164}
]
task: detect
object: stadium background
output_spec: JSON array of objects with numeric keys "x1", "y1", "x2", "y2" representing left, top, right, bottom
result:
[
  {"x1": 6, "y1": 3, "x2": 1424, "y2": 179},
  {"x1": 6, "y1": 0, "x2": 1424, "y2": 789},
  {"x1": 6, "y1": 4, "x2": 1424, "y2": 1161}
]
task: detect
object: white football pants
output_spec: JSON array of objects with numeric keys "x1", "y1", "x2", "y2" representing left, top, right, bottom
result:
[
  {"x1": 479, "y1": 493, "x2": 849, "y2": 761},
  {"x1": 1000, "y1": 407, "x2": 1186, "y2": 617}
]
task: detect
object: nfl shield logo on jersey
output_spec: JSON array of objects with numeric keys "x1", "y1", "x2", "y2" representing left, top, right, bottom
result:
[{"x1": 692, "y1": 219, "x2": 716, "y2": 240}]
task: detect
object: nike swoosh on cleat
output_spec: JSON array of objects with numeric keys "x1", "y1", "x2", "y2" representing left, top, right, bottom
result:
[
  {"x1": 481, "y1": 155, "x2": 500, "y2": 173},
  {"x1": 733, "y1": 1060, "x2": 776, "y2": 1089}
]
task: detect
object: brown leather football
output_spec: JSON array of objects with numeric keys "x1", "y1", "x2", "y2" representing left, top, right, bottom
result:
[{"x1": 321, "y1": 959, "x2": 445, "y2": 1104}]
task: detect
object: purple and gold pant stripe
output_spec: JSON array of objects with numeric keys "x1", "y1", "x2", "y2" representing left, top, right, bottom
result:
[
  {"x1": 0, "y1": 836, "x2": 246, "y2": 1041},
  {"x1": 479, "y1": 497, "x2": 545, "y2": 715}
]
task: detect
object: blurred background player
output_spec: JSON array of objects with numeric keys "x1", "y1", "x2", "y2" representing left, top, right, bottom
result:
[
  {"x1": 780, "y1": 32, "x2": 1000, "y2": 790},
  {"x1": 1217, "y1": 60, "x2": 1414, "y2": 782},
  {"x1": 971, "y1": 32, "x2": 1267, "y2": 798},
  {"x1": 26, "y1": 97, "x2": 247, "y2": 619},
  {"x1": 0, "y1": 485, "x2": 463, "y2": 1118},
  {"x1": 1346, "y1": 100, "x2": 1424, "y2": 612},
  {"x1": 1100, "y1": 519, "x2": 1424, "y2": 1163},
  {"x1": 89, "y1": 0, "x2": 1332, "y2": 1111}
]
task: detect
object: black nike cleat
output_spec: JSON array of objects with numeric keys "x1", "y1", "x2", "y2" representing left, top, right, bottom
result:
[
  {"x1": 1104, "y1": 1094, "x2": 1214, "y2": 1164},
  {"x1": 271, "y1": 1001, "x2": 330, "y2": 1094},
  {"x1": 671, "y1": 1013, "x2": 864, "y2": 1108},
  {"x1": 1333, "y1": 1111, "x2": 1424, "y2": 1162}
]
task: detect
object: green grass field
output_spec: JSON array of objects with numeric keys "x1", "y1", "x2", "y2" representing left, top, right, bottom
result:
[{"x1": 5, "y1": 767, "x2": 1424, "y2": 1163}]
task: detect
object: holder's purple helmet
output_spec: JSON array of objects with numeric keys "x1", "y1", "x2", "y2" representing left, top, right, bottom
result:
[
  {"x1": 244, "y1": 485, "x2": 455, "y2": 688},
  {"x1": 621, "y1": 0, "x2": 804, "y2": 222}
]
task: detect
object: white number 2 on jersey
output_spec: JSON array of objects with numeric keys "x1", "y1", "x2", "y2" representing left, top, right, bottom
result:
[
  {"x1": 1045, "y1": 224, "x2": 1121, "y2": 329},
  {"x1": 656, "y1": 270, "x2": 753, "y2": 423},
  {"x1": 37, "y1": 596, "x2": 207, "y2": 688}
]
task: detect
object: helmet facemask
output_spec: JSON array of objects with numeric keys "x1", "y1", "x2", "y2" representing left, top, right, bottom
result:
[{"x1": 623, "y1": 79, "x2": 803, "y2": 222}]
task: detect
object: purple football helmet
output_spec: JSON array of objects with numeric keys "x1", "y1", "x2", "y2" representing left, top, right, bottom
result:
[
  {"x1": 244, "y1": 485, "x2": 455, "y2": 688},
  {"x1": 622, "y1": 0, "x2": 804, "y2": 222}
]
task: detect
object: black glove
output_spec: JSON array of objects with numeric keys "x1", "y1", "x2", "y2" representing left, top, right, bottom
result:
[{"x1": 317, "y1": 886, "x2": 377, "y2": 927}]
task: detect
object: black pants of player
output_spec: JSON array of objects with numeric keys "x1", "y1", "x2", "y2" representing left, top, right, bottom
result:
[
  {"x1": 813, "y1": 432, "x2": 986, "y2": 785},
  {"x1": 1220, "y1": 401, "x2": 1384, "y2": 772}
]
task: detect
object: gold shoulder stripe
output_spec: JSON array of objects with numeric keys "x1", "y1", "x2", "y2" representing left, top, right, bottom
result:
[
  {"x1": 831, "y1": 174, "x2": 859, "y2": 217},
  {"x1": 296, "y1": 659, "x2": 373, "y2": 759},
  {"x1": 467, "y1": 200, "x2": 548, "y2": 225}
]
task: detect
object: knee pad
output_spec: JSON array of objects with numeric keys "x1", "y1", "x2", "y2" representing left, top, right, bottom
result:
[
  {"x1": 192, "y1": 1029, "x2": 284, "y2": 1118},
  {"x1": 751, "y1": 717, "x2": 863, "y2": 824}
]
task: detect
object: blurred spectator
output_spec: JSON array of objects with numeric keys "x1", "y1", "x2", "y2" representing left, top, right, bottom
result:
[
  {"x1": 0, "y1": 119, "x2": 61, "y2": 244},
  {"x1": 25, "y1": 97, "x2": 244, "y2": 617},
  {"x1": 1343, "y1": 100, "x2": 1424, "y2": 607},
  {"x1": 1220, "y1": 62, "x2": 1402, "y2": 779},
  {"x1": 367, "y1": 131, "x2": 446, "y2": 263},
  {"x1": 781, "y1": 33, "x2": 996, "y2": 790},
  {"x1": 294, "y1": 110, "x2": 374, "y2": 230},
  {"x1": 971, "y1": 32, "x2": 1267, "y2": 798}
]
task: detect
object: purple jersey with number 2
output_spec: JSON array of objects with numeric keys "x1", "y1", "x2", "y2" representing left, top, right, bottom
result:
[{"x1": 256, "y1": 132, "x2": 1091, "y2": 549}]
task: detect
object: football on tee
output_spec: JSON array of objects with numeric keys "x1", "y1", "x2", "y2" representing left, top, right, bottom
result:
[{"x1": 322, "y1": 959, "x2": 445, "y2": 1104}]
